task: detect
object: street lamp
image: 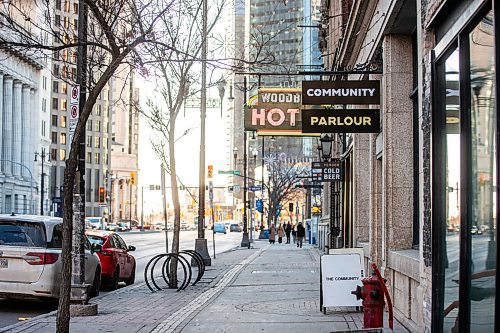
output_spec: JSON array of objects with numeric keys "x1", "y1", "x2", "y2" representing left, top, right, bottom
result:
[
  {"x1": 34, "y1": 148, "x2": 50, "y2": 215},
  {"x1": 217, "y1": 78, "x2": 226, "y2": 117},
  {"x1": 319, "y1": 134, "x2": 333, "y2": 161}
]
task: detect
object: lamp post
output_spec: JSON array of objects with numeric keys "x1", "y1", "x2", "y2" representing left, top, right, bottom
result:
[
  {"x1": 241, "y1": 77, "x2": 250, "y2": 248},
  {"x1": 34, "y1": 148, "x2": 49, "y2": 215},
  {"x1": 320, "y1": 134, "x2": 338, "y2": 249},
  {"x1": 251, "y1": 148, "x2": 258, "y2": 241},
  {"x1": 233, "y1": 147, "x2": 238, "y2": 220}
]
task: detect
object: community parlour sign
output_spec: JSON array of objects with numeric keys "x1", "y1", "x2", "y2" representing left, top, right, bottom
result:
[
  {"x1": 244, "y1": 88, "x2": 316, "y2": 136},
  {"x1": 302, "y1": 109, "x2": 380, "y2": 133},
  {"x1": 302, "y1": 80, "x2": 380, "y2": 105}
]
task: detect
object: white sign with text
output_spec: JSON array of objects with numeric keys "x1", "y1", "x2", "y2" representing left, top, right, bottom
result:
[{"x1": 321, "y1": 249, "x2": 364, "y2": 307}]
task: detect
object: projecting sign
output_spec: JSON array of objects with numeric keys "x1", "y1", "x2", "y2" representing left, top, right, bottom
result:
[
  {"x1": 244, "y1": 88, "x2": 318, "y2": 136},
  {"x1": 302, "y1": 80, "x2": 380, "y2": 105},
  {"x1": 301, "y1": 109, "x2": 380, "y2": 133},
  {"x1": 312, "y1": 160, "x2": 342, "y2": 182}
]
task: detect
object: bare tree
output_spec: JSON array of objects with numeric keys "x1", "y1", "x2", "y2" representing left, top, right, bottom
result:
[
  {"x1": 265, "y1": 158, "x2": 308, "y2": 228},
  {"x1": 0, "y1": 1, "x2": 180, "y2": 332},
  {"x1": 140, "y1": 0, "x2": 275, "y2": 287}
]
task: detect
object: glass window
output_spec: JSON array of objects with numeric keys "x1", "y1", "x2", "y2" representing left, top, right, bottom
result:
[
  {"x1": 60, "y1": 116, "x2": 66, "y2": 128},
  {"x1": 59, "y1": 149, "x2": 66, "y2": 161},
  {"x1": 61, "y1": 82, "x2": 67, "y2": 94},
  {"x1": 94, "y1": 137, "x2": 100, "y2": 148},
  {"x1": 51, "y1": 149, "x2": 57, "y2": 161},
  {"x1": 52, "y1": 81, "x2": 58, "y2": 93},
  {"x1": 0, "y1": 221, "x2": 46, "y2": 247},
  {"x1": 61, "y1": 99, "x2": 67, "y2": 111},
  {"x1": 441, "y1": 48, "x2": 460, "y2": 333},
  {"x1": 51, "y1": 132, "x2": 58, "y2": 144},
  {"x1": 468, "y1": 10, "x2": 496, "y2": 331},
  {"x1": 60, "y1": 133, "x2": 66, "y2": 145},
  {"x1": 52, "y1": 115, "x2": 58, "y2": 127},
  {"x1": 52, "y1": 98, "x2": 58, "y2": 110},
  {"x1": 86, "y1": 135, "x2": 92, "y2": 147}
]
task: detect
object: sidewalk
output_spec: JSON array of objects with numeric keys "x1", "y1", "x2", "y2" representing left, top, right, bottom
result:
[{"x1": 1, "y1": 241, "x2": 408, "y2": 333}]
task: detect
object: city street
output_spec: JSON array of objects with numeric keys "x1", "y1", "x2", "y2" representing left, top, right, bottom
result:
[{"x1": 0, "y1": 230, "x2": 243, "y2": 328}]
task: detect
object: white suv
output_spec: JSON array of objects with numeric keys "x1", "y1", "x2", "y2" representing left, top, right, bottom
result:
[{"x1": 0, "y1": 215, "x2": 101, "y2": 300}]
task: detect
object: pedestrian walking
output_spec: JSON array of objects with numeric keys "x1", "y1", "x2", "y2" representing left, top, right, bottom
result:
[
  {"x1": 296, "y1": 222, "x2": 305, "y2": 248},
  {"x1": 269, "y1": 224, "x2": 276, "y2": 244},
  {"x1": 277, "y1": 224, "x2": 284, "y2": 244},
  {"x1": 291, "y1": 224, "x2": 297, "y2": 244},
  {"x1": 285, "y1": 222, "x2": 292, "y2": 244}
]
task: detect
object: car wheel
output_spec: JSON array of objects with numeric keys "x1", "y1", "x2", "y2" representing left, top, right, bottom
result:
[
  {"x1": 224, "y1": 231, "x2": 227, "y2": 234},
  {"x1": 90, "y1": 267, "x2": 101, "y2": 298},
  {"x1": 110, "y1": 267, "x2": 120, "y2": 290},
  {"x1": 125, "y1": 264, "x2": 136, "y2": 286}
]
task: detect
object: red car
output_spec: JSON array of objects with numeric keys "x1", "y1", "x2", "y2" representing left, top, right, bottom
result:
[{"x1": 86, "y1": 231, "x2": 136, "y2": 289}]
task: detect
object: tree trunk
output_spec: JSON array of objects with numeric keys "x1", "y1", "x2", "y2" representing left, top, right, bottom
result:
[{"x1": 168, "y1": 116, "x2": 180, "y2": 288}]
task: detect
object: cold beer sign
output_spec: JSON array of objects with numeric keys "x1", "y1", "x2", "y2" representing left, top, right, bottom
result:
[{"x1": 244, "y1": 88, "x2": 314, "y2": 136}]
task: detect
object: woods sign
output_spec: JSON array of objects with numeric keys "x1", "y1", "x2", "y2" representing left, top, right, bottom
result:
[{"x1": 244, "y1": 88, "x2": 315, "y2": 136}]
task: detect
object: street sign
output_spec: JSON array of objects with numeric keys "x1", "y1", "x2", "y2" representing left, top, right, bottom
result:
[
  {"x1": 70, "y1": 85, "x2": 80, "y2": 104},
  {"x1": 218, "y1": 170, "x2": 241, "y2": 175},
  {"x1": 233, "y1": 185, "x2": 241, "y2": 192},
  {"x1": 208, "y1": 181, "x2": 213, "y2": 200},
  {"x1": 256, "y1": 199, "x2": 263, "y2": 213},
  {"x1": 295, "y1": 184, "x2": 323, "y2": 189},
  {"x1": 248, "y1": 185, "x2": 262, "y2": 192},
  {"x1": 185, "y1": 98, "x2": 221, "y2": 108}
]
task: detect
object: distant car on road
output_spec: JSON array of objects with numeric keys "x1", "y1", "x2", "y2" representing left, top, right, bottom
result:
[
  {"x1": 106, "y1": 223, "x2": 119, "y2": 232},
  {"x1": 213, "y1": 222, "x2": 227, "y2": 234},
  {"x1": 86, "y1": 230, "x2": 136, "y2": 290},
  {"x1": 0, "y1": 215, "x2": 101, "y2": 300},
  {"x1": 86, "y1": 217, "x2": 106, "y2": 230},
  {"x1": 230, "y1": 224, "x2": 242, "y2": 232}
]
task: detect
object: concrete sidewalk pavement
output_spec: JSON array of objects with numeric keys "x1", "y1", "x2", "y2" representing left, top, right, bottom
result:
[{"x1": 1, "y1": 241, "x2": 408, "y2": 333}]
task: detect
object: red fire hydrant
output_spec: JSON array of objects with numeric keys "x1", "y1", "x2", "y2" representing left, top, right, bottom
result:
[{"x1": 351, "y1": 263, "x2": 393, "y2": 329}]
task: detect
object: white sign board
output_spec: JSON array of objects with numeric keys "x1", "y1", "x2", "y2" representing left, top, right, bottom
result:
[
  {"x1": 321, "y1": 250, "x2": 363, "y2": 307},
  {"x1": 70, "y1": 85, "x2": 80, "y2": 104}
]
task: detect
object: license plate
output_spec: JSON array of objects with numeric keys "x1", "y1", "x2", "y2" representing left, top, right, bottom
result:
[{"x1": 0, "y1": 258, "x2": 8, "y2": 268}]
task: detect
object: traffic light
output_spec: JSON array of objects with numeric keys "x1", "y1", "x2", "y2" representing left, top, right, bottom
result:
[
  {"x1": 207, "y1": 165, "x2": 213, "y2": 179},
  {"x1": 288, "y1": 202, "x2": 294, "y2": 212},
  {"x1": 98, "y1": 187, "x2": 105, "y2": 203},
  {"x1": 130, "y1": 172, "x2": 137, "y2": 184}
]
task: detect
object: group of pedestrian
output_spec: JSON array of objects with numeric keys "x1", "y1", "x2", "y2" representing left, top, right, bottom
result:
[{"x1": 268, "y1": 221, "x2": 305, "y2": 248}]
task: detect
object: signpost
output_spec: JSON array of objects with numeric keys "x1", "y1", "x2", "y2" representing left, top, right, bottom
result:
[{"x1": 248, "y1": 185, "x2": 262, "y2": 192}]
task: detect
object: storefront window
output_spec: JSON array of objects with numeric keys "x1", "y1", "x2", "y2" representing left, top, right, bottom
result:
[
  {"x1": 442, "y1": 48, "x2": 461, "y2": 332},
  {"x1": 468, "y1": 9, "x2": 496, "y2": 331}
]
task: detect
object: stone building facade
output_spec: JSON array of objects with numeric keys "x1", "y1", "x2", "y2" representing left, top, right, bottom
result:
[{"x1": 318, "y1": 0, "x2": 498, "y2": 331}]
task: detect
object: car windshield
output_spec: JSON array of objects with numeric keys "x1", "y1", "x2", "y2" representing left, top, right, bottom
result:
[
  {"x1": 0, "y1": 220, "x2": 46, "y2": 247},
  {"x1": 87, "y1": 235, "x2": 105, "y2": 246}
]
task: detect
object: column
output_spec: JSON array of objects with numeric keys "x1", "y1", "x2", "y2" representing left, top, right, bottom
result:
[
  {"x1": 381, "y1": 35, "x2": 414, "y2": 252},
  {"x1": 12, "y1": 80, "x2": 22, "y2": 177},
  {"x1": 0, "y1": 73, "x2": 3, "y2": 174},
  {"x1": 21, "y1": 85, "x2": 31, "y2": 179},
  {"x1": 2, "y1": 76, "x2": 13, "y2": 176},
  {"x1": 29, "y1": 88, "x2": 36, "y2": 181}
]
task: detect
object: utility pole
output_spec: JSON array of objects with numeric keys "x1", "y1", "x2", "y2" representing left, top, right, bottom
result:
[
  {"x1": 71, "y1": 0, "x2": 89, "y2": 303},
  {"x1": 194, "y1": 0, "x2": 211, "y2": 265}
]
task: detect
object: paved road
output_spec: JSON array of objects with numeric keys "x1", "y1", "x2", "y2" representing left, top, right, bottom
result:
[{"x1": 0, "y1": 230, "x2": 244, "y2": 328}]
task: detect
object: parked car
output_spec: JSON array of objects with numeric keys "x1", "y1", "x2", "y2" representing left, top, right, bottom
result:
[
  {"x1": 180, "y1": 221, "x2": 189, "y2": 230},
  {"x1": 230, "y1": 224, "x2": 242, "y2": 232},
  {"x1": 471, "y1": 225, "x2": 483, "y2": 235},
  {"x1": 0, "y1": 215, "x2": 101, "y2": 300},
  {"x1": 86, "y1": 230, "x2": 136, "y2": 290},
  {"x1": 213, "y1": 222, "x2": 227, "y2": 234},
  {"x1": 86, "y1": 217, "x2": 106, "y2": 230}
]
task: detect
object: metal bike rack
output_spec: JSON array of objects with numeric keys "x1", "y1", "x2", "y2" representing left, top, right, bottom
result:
[{"x1": 144, "y1": 250, "x2": 206, "y2": 292}]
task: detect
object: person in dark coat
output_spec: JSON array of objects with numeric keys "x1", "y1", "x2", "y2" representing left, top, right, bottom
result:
[
  {"x1": 285, "y1": 222, "x2": 292, "y2": 244},
  {"x1": 296, "y1": 222, "x2": 305, "y2": 248}
]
